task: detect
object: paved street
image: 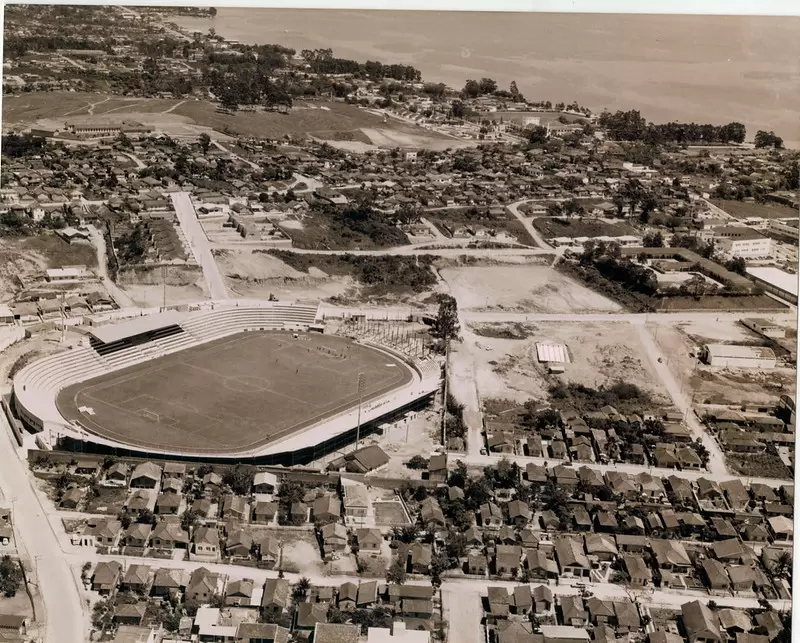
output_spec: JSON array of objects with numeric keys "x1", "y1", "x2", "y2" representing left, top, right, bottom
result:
[
  {"x1": 0, "y1": 414, "x2": 86, "y2": 643},
  {"x1": 171, "y1": 191, "x2": 229, "y2": 300},
  {"x1": 88, "y1": 225, "x2": 135, "y2": 309}
]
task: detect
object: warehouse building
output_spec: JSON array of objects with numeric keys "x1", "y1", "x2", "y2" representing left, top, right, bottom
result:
[
  {"x1": 536, "y1": 342, "x2": 570, "y2": 374},
  {"x1": 700, "y1": 344, "x2": 777, "y2": 369},
  {"x1": 741, "y1": 318, "x2": 787, "y2": 339},
  {"x1": 746, "y1": 266, "x2": 798, "y2": 305}
]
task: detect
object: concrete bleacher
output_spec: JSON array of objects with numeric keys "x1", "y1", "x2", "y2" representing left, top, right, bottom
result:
[{"x1": 12, "y1": 302, "x2": 322, "y2": 432}]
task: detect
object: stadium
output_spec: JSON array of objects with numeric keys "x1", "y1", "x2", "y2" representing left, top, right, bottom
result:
[{"x1": 11, "y1": 300, "x2": 441, "y2": 465}]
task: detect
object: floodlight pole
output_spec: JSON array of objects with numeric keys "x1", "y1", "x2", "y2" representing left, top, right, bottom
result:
[{"x1": 355, "y1": 372, "x2": 365, "y2": 451}]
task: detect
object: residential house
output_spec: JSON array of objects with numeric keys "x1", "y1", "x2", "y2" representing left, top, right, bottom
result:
[
  {"x1": 186, "y1": 567, "x2": 221, "y2": 603},
  {"x1": 121, "y1": 564, "x2": 151, "y2": 593},
  {"x1": 355, "y1": 528, "x2": 383, "y2": 553},
  {"x1": 554, "y1": 537, "x2": 590, "y2": 577},
  {"x1": 252, "y1": 501, "x2": 279, "y2": 524},
  {"x1": 512, "y1": 585, "x2": 533, "y2": 616},
  {"x1": 468, "y1": 550, "x2": 488, "y2": 575},
  {"x1": 155, "y1": 492, "x2": 182, "y2": 515},
  {"x1": 222, "y1": 495, "x2": 250, "y2": 522},
  {"x1": 92, "y1": 561, "x2": 122, "y2": 595},
  {"x1": 584, "y1": 534, "x2": 618, "y2": 564},
  {"x1": 487, "y1": 587, "x2": 511, "y2": 618},
  {"x1": 508, "y1": 500, "x2": 532, "y2": 528},
  {"x1": 60, "y1": 487, "x2": 83, "y2": 509},
  {"x1": 313, "y1": 623, "x2": 361, "y2": 643},
  {"x1": 252, "y1": 471, "x2": 278, "y2": 494},
  {"x1": 409, "y1": 542, "x2": 433, "y2": 574},
  {"x1": 151, "y1": 568, "x2": 184, "y2": 598},
  {"x1": 623, "y1": 555, "x2": 652, "y2": 587},
  {"x1": 123, "y1": 522, "x2": 152, "y2": 549},
  {"x1": 224, "y1": 579, "x2": 254, "y2": 607},
  {"x1": 357, "y1": 580, "x2": 378, "y2": 608},
  {"x1": 114, "y1": 603, "x2": 146, "y2": 626},
  {"x1": 261, "y1": 578, "x2": 290, "y2": 613},
  {"x1": 650, "y1": 539, "x2": 692, "y2": 572},
  {"x1": 321, "y1": 522, "x2": 348, "y2": 555},
  {"x1": 192, "y1": 525, "x2": 220, "y2": 561},
  {"x1": 586, "y1": 598, "x2": 615, "y2": 626},
  {"x1": 313, "y1": 495, "x2": 341, "y2": 524},
  {"x1": 428, "y1": 454, "x2": 448, "y2": 483},
  {"x1": 614, "y1": 601, "x2": 641, "y2": 631},
  {"x1": 130, "y1": 462, "x2": 162, "y2": 489},
  {"x1": 295, "y1": 602, "x2": 328, "y2": 632},
  {"x1": 105, "y1": 463, "x2": 129, "y2": 486},
  {"x1": 226, "y1": 528, "x2": 253, "y2": 559},
  {"x1": 560, "y1": 596, "x2": 588, "y2": 627},
  {"x1": 163, "y1": 462, "x2": 186, "y2": 480},
  {"x1": 235, "y1": 622, "x2": 291, "y2": 643},
  {"x1": 495, "y1": 545, "x2": 522, "y2": 577},
  {"x1": 682, "y1": 600, "x2": 723, "y2": 643},
  {"x1": 151, "y1": 521, "x2": 189, "y2": 549},
  {"x1": 420, "y1": 497, "x2": 446, "y2": 529},
  {"x1": 480, "y1": 502, "x2": 504, "y2": 529}
]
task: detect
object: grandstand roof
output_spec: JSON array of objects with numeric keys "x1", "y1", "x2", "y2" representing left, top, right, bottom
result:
[{"x1": 89, "y1": 310, "x2": 187, "y2": 344}]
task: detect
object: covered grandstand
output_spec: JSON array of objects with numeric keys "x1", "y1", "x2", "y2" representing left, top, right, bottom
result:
[{"x1": 11, "y1": 300, "x2": 441, "y2": 465}]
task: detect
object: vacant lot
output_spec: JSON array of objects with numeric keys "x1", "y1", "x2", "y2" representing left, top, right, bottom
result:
[
  {"x1": 650, "y1": 317, "x2": 795, "y2": 406},
  {"x1": 727, "y1": 453, "x2": 793, "y2": 480},
  {"x1": 118, "y1": 265, "x2": 207, "y2": 308},
  {"x1": 83, "y1": 486, "x2": 128, "y2": 515},
  {"x1": 469, "y1": 321, "x2": 670, "y2": 406},
  {"x1": 57, "y1": 332, "x2": 412, "y2": 454},
  {"x1": 712, "y1": 199, "x2": 798, "y2": 220},
  {"x1": 532, "y1": 217, "x2": 638, "y2": 239},
  {"x1": 249, "y1": 526, "x2": 323, "y2": 575},
  {"x1": 425, "y1": 208, "x2": 535, "y2": 245},
  {"x1": 440, "y1": 262, "x2": 621, "y2": 313}
]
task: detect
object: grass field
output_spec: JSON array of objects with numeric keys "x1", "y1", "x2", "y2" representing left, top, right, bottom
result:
[
  {"x1": 57, "y1": 331, "x2": 412, "y2": 454},
  {"x1": 3, "y1": 91, "x2": 455, "y2": 146},
  {"x1": 712, "y1": 199, "x2": 798, "y2": 220}
]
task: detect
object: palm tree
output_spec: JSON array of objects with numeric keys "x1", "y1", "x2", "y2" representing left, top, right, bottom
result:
[
  {"x1": 292, "y1": 577, "x2": 311, "y2": 601},
  {"x1": 771, "y1": 551, "x2": 792, "y2": 579}
]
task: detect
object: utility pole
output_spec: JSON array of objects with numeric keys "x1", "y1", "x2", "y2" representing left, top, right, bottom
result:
[
  {"x1": 355, "y1": 372, "x2": 365, "y2": 451},
  {"x1": 60, "y1": 291, "x2": 66, "y2": 343},
  {"x1": 162, "y1": 264, "x2": 167, "y2": 312}
]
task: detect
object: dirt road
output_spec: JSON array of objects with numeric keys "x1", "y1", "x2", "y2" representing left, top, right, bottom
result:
[
  {"x1": 89, "y1": 226, "x2": 134, "y2": 308},
  {"x1": 507, "y1": 199, "x2": 551, "y2": 249}
]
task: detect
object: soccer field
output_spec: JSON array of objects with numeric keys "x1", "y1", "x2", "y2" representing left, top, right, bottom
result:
[{"x1": 56, "y1": 332, "x2": 413, "y2": 454}]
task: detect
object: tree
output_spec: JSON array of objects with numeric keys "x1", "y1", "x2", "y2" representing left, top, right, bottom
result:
[
  {"x1": 292, "y1": 577, "x2": 311, "y2": 601},
  {"x1": 509, "y1": 80, "x2": 523, "y2": 101},
  {"x1": 724, "y1": 256, "x2": 747, "y2": 276},
  {"x1": 450, "y1": 100, "x2": 465, "y2": 119},
  {"x1": 771, "y1": 551, "x2": 792, "y2": 579},
  {"x1": 222, "y1": 464, "x2": 256, "y2": 495},
  {"x1": 0, "y1": 556, "x2": 22, "y2": 597},
  {"x1": 433, "y1": 294, "x2": 459, "y2": 341},
  {"x1": 642, "y1": 231, "x2": 664, "y2": 247},
  {"x1": 199, "y1": 133, "x2": 211, "y2": 154},
  {"x1": 527, "y1": 125, "x2": 548, "y2": 145},
  {"x1": 754, "y1": 130, "x2": 784, "y2": 149},
  {"x1": 387, "y1": 556, "x2": 407, "y2": 585},
  {"x1": 462, "y1": 79, "x2": 481, "y2": 98},
  {"x1": 478, "y1": 78, "x2": 497, "y2": 95},
  {"x1": 406, "y1": 455, "x2": 429, "y2": 470},
  {"x1": 181, "y1": 509, "x2": 199, "y2": 532}
]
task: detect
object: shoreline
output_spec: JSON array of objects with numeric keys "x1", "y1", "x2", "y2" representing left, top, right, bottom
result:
[{"x1": 163, "y1": 9, "x2": 799, "y2": 149}]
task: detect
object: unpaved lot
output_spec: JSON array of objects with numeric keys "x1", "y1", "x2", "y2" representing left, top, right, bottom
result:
[
  {"x1": 650, "y1": 317, "x2": 796, "y2": 406},
  {"x1": 468, "y1": 321, "x2": 671, "y2": 405},
  {"x1": 440, "y1": 264, "x2": 621, "y2": 313},
  {"x1": 118, "y1": 265, "x2": 208, "y2": 307},
  {"x1": 216, "y1": 249, "x2": 356, "y2": 301}
]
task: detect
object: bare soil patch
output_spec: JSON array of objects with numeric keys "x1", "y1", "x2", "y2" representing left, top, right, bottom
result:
[
  {"x1": 117, "y1": 265, "x2": 207, "y2": 307},
  {"x1": 711, "y1": 199, "x2": 798, "y2": 220},
  {"x1": 532, "y1": 217, "x2": 638, "y2": 238},
  {"x1": 469, "y1": 321, "x2": 670, "y2": 406},
  {"x1": 440, "y1": 264, "x2": 621, "y2": 313},
  {"x1": 650, "y1": 318, "x2": 795, "y2": 406}
]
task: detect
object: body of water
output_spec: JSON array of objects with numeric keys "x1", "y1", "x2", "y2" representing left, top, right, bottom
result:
[{"x1": 171, "y1": 9, "x2": 800, "y2": 147}]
